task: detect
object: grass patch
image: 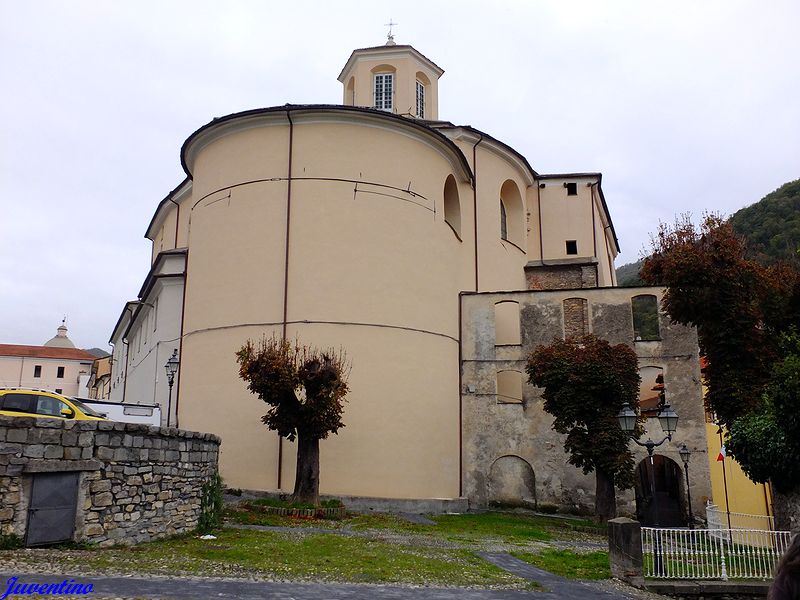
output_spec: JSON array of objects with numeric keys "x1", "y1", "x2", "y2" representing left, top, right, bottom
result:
[
  {"x1": 2, "y1": 529, "x2": 527, "y2": 588},
  {"x1": 513, "y1": 549, "x2": 610, "y2": 580}
]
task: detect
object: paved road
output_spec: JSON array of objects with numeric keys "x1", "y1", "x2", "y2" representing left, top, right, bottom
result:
[{"x1": 2, "y1": 560, "x2": 645, "y2": 600}]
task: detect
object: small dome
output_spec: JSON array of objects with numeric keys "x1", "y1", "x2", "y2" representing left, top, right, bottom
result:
[{"x1": 43, "y1": 320, "x2": 76, "y2": 349}]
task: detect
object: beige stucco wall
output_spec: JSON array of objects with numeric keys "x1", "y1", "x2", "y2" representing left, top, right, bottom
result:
[
  {"x1": 131, "y1": 100, "x2": 619, "y2": 501},
  {"x1": 341, "y1": 50, "x2": 440, "y2": 120},
  {"x1": 177, "y1": 113, "x2": 471, "y2": 498},
  {"x1": 0, "y1": 356, "x2": 93, "y2": 396}
]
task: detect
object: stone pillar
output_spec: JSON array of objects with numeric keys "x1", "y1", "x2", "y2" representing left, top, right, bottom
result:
[{"x1": 608, "y1": 517, "x2": 643, "y2": 585}]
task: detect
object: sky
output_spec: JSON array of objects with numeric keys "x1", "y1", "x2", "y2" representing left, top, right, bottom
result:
[{"x1": 1, "y1": 0, "x2": 798, "y2": 350}]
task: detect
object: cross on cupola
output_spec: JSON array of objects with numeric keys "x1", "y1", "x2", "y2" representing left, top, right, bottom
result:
[{"x1": 384, "y1": 18, "x2": 397, "y2": 45}]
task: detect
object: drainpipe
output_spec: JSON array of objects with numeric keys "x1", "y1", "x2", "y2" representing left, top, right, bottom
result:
[
  {"x1": 169, "y1": 197, "x2": 181, "y2": 249},
  {"x1": 536, "y1": 181, "x2": 544, "y2": 263},
  {"x1": 174, "y1": 257, "x2": 188, "y2": 429},
  {"x1": 277, "y1": 108, "x2": 296, "y2": 490},
  {"x1": 471, "y1": 133, "x2": 483, "y2": 292},
  {"x1": 458, "y1": 295, "x2": 463, "y2": 496}
]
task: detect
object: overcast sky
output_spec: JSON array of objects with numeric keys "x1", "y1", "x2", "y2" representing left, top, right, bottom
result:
[{"x1": 1, "y1": 0, "x2": 798, "y2": 350}]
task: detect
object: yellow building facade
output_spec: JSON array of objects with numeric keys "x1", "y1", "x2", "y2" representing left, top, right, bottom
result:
[{"x1": 118, "y1": 40, "x2": 621, "y2": 501}]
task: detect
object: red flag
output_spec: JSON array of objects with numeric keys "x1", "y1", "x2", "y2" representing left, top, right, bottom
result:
[{"x1": 717, "y1": 444, "x2": 726, "y2": 462}]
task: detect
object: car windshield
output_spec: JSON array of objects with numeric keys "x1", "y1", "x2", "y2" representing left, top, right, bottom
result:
[{"x1": 69, "y1": 398, "x2": 107, "y2": 418}]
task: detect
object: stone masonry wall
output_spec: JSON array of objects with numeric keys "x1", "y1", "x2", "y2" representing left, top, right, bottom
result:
[
  {"x1": 460, "y1": 286, "x2": 711, "y2": 518},
  {"x1": 0, "y1": 416, "x2": 220, "y2": 546},
  {"x1": 525, "y1": 263, "x2": 598, "y2": 291}
]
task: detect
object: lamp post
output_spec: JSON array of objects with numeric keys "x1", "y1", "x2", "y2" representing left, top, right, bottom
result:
[
  {"x1": 617, "y1": 398, "x2": 679, "y2": 577},
  {"x1": 164, "y1": 349, "x2": 179, "y2": 427},
  {"x1": 679, "y1": 443, "x2": 694, "y2": 529}
]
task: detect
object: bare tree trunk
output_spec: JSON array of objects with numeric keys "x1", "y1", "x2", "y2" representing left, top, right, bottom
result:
[
  {"x1": 772, "y1": 486, "x2": 800, "y2": 534},
  {"x1": 292, "y1": 433, "x2": 320, "y2": 506},
  {"x1": 595, "y1": 469, "x2": 618, "y2": 522}
]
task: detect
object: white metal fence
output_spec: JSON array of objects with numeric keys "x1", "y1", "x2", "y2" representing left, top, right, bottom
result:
[
  {"x1": 642, "y1": 527, "x2": 792, "y2": 579},
  {"x1": 707, "y1": 503, "x2": 775, "y2": 533}
]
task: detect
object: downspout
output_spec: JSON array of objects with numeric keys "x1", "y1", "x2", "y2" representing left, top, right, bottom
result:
[
  {"x1": 589, "y1": 183, "x2": 598, "y2": 260},
  {"x1": 174, "y1": 257, "x2": 188, "y2": 429},
  {"x1": 471, "y1": 134, "x2": 483, "y2": 292},
  {"x1": 536, "y1": 181, "x2": 544, "y2": 262},
  {"x1": 458, "y1": 294, "x2": 463, "y2": 497},
  {"x1": 17, "y1": 357, "x2": 24, "y2": 387},
  {"x1": 589, "y1": 182, "x2": 599, "y2": 285},
  {"x1": 169, "y1": 197, "x2": 181, "y2": 249},
  {"x1": 277, "y1": 108, "x2": 296, "y2": 490},
  {"x1": 122, "y1": 339, "x2": 130, "y2": 403}
]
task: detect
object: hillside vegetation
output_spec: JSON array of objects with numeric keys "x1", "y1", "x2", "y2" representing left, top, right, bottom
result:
[{"x1": 616, "y1": 178, "x2": 800, "y2": 285}]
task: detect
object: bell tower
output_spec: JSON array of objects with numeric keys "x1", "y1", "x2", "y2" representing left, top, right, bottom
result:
[{"x1": 337, "y1": 37, "x2": 444, "y2": 121}]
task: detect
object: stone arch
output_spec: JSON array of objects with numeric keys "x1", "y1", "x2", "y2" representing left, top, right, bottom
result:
[
  {"x1": 500, "y1": 179, "x2": 524, "y2": 248},
  {"x1": 443, "y1": 175, "x2": 461, "y2": 239},
  {"x1": 632, "y1": 294, "x2": 660, "y2": 341},
  {"x1": 488, "y1": 455, "x2": 536, "y2": 508},
  {"x1": 494, "y1": 300, "x2": 520, "y2": 345},
  {"x1": 634, "y1": 455, "x2": 686, "y2": 527}
]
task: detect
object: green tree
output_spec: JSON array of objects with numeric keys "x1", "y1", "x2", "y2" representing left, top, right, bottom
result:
[
  {"x1": 236, "y1": 336, "x2": 350, "y2": 505},
  {"x1": 728, "y1": 331, "x2": 800, "y2": 493},
  {"x1": 526, "y1": 335, "x2": 641, "y2": 521}
]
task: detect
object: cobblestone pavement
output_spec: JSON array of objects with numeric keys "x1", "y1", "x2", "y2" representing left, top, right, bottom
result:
[{"x1": 2, "y1": 565, "x2": 664, "y2": 600}]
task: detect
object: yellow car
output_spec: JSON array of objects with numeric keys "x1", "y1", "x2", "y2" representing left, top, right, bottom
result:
[{"x1": 0, "y1": 388, "x2": 107, "y2": 420}]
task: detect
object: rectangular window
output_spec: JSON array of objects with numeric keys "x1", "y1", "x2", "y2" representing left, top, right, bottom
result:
[
  {"x1": 416, "y1": 80, "x2": 425, "y2": 118},
  {"x1": 374, "y1": 73, "x2": 393, "y2": 111},
  {"x1": 54, "y1": 388, "x2": 63, "y2": 395},
  {"x1": 566, "y1": 182, "x2": 578, "y2": 196},
  {"x1": 566, "y1": 240, "x2": 578, "y2": 255},
  {"x1": 57, "y1": 366, "x2": 65, "y2": 379},
  {"x1": 33, "y1": 365, "x2": 42, "y2": 378}
]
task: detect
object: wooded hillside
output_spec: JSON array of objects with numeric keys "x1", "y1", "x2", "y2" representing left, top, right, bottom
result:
[{"x1": 616, "y1": 178, "x2": 800, "y2": 285}]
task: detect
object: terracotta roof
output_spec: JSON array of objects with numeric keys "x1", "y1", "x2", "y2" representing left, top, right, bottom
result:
[{"x1": 0, "y1": 344, "x2": 97, "y2": 361}]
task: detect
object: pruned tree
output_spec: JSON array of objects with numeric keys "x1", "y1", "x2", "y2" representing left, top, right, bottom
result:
[
  {"x1": 526, "y1": 334, "x2": 641, "y2": 521},
  {"x1": 236, "y1": 336, "x2": 350, "y2": 505}
]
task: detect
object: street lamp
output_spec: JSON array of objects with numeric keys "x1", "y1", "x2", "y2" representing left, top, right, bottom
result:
[
  {"x1": 165, "y1": 349, "x2": 179, "y2": 427},
  {"x1": 617, "y1": 399, "x2": 679, "y2": 457},
  {"x1": 679, "y1": 443, "x2": 694, "y2": 529},
  {"x1": 617, "y1": 394, "x2": 681, "y2": 575}
]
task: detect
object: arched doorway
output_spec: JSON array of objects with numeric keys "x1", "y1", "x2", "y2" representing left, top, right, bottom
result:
[
  {"x1": 635, "y1": 455, "x2": 686, "y2": 527},
  {"x1": 488, "y1": 455, "x2": 536, "y2": 508}
]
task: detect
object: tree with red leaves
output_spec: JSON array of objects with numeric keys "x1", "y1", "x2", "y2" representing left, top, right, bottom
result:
[
  {"x1": 641, "y1": 214, "x2": 800, "y2": 529},
  {"x1": 236, "y1": 336, "x2": 350, "y2": 505},
  {"x1": 527, "y1": 334, "x2": 641, "y2": 521}
]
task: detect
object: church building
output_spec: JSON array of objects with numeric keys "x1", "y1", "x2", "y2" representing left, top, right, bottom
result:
[{"x1": 110, "y1": 37, "x2": 709, "y2": 518}]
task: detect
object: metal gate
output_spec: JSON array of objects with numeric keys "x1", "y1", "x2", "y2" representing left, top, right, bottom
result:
[{"x1": 25, "y1": 472, "x2": 79, "y2": 546}]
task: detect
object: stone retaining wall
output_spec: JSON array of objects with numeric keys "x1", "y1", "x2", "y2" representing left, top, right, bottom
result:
[{"x1": 0, "y1": 415, "x2": 220, "y2": 546}]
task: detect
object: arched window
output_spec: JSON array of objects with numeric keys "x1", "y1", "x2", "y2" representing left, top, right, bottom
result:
[
  {"x1": 500, "y1": 200, "x2": 508, "y2": 240},
  {"x1": 495, "y1": 301, "x2": 521, "y2": 345},
  {"x1": 500, "y1": 179, "x2": 524, "y2": 248},
  {"x1": 371, "y1": 65, "x2": 396, "y2": 111},
  {"x1": 345, "y1": 77, "x2": 355, "y2": 105},
  {"x1": 632, "y1": 294, "x2": 660, "y2": 341},
  {"x1": 415, "y1": 72, "x2": 431, "y2": 119},
  {"x1": 443, "y1": 175, "x2": 461, "y2": 239},
  {"x1": 563, "y1": 297, "x2": 588, "y2": 338},
  {"x1": 639, "y1": 366, "x2": 665, "y2": 416},
  {"x1": 497, "y1": 370, "x2": 523, "y2": 404}
]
